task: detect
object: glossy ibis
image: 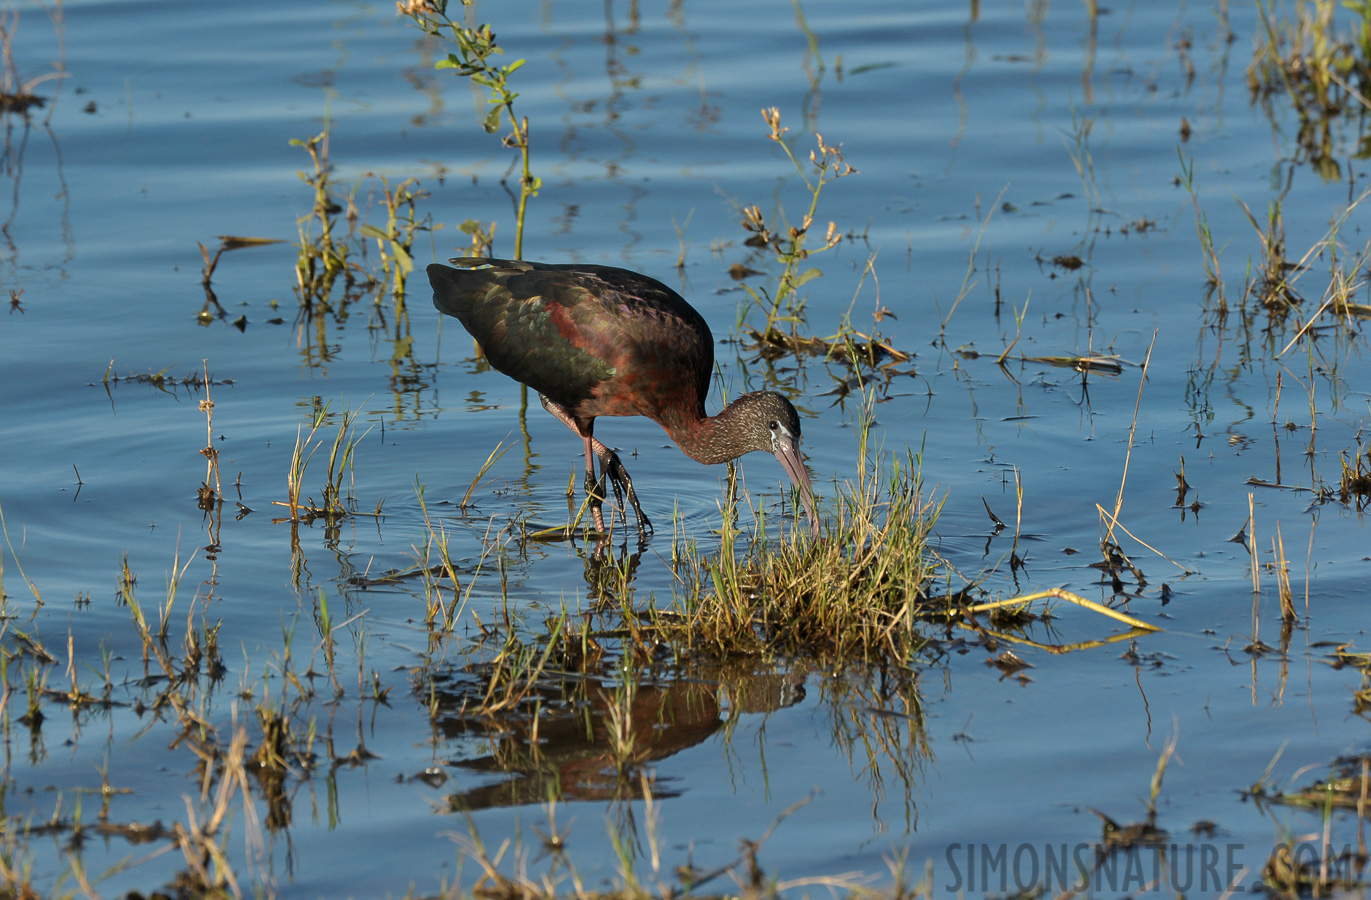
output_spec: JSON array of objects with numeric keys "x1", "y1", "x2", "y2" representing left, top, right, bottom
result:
[{"x1": 428, "y1": 257, "x2": 818, "y2": 538}]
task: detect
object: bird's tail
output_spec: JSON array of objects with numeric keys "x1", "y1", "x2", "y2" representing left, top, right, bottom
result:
[{"x1": 428, "y1": 258, "x2": 535, "y2": 318}]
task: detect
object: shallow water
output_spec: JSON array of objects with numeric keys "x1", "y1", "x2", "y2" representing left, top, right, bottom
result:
[{"x1": 1, "y1": 0, "x2": 1370, "y2": 897}]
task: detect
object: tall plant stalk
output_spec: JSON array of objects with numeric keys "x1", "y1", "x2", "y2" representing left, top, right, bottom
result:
[
  {"x1": 738, "y1": 107, "x2": 856, "y2": 335},
  {"x1": 400, "y1": 0, "x2": 538, "y2": 259}
]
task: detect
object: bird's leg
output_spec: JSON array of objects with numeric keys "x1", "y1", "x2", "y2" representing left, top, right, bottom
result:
[
  {"x1": 586, "y1": 436, "x2": 628, "y2": 523},
  {"x1": 540, "y1": 395, "x2": 610, "y2": 532},
  {"x1": 590, "y1": 441, "x2": 652, "y2": 537},
  {"x1": 539, "y1": 394, "x2": 651, "y2": 538},
  {"x1": 580, "y1": 434, "x2": 608, "y2": 533}
]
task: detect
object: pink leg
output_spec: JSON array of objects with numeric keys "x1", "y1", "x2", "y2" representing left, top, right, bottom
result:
[
  {"x1": 539, "y1": 395, "x2": 652, "y2": 537},
  {"x1": 581, "y1": 433, "x2": 607, "y2": 533}
]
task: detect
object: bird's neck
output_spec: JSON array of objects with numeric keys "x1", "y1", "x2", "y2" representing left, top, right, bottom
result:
[{"x1": 664, "y1": 396, "x2": 753, "y2": 466}]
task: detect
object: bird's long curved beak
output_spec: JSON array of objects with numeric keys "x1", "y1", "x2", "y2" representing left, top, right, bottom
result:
[{"x1": 774, "y1": 437, "x2": 820, "y2": 538}]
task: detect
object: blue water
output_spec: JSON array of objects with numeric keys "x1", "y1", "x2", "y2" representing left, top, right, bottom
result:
[{"x1": 1, "y1": 0, "x2": 1369, "y2": 896}]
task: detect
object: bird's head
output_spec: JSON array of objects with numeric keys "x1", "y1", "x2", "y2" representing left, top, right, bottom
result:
[{"x1": 732, "y1": 391, "x2": 819, "y2": 537}]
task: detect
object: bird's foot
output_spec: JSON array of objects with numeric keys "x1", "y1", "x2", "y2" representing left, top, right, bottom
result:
[
  {"x1": 603, "y1": 452, "x2": 652, "y2": 537},
  {"x1": 584, "y1": 466, "x2": 651, "y2": 538}
]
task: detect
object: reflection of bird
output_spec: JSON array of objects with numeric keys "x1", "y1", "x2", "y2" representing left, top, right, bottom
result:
[
  {"x1": 428, "y1": 257, "x2": 818, "y2": 537},
  {"x1": 430, "y1": 659, "x2": 809, "y2": 811}
]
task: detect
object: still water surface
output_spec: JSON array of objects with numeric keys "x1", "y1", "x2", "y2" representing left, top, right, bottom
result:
[{"x1": 1, "y1": 0, "x2": 1369, "y2": 896}]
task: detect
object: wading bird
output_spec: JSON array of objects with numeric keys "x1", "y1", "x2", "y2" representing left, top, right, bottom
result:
[{"x1": 428, "y1": 257, "x2": 819, "y2": 538}]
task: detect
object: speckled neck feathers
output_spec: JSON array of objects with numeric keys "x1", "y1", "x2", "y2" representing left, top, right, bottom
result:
[{"x1": 670, "y1": 391, "x2": 803, "y2": 465}]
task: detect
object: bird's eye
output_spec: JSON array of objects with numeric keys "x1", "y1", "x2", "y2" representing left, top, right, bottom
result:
[{"x1": 769, "y1": 420, "x2": 780, "y2": 431}]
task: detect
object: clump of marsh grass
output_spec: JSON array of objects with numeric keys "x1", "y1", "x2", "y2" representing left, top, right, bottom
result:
[
  {"x1": 1247, "y1": 752, "x2": 1371, "y2": 896},
  {"x1": 1236, "y1": 196, "x2": 1303, "y2": 317},
  {"x1": 274, "y1": 400, "x2": 379, "y2": 530},
  {"x1": 169, "y1": 718, "x2": 262, "y2": 899},
  {"x1": 290, "y1": 124, "x2": 442, "y2": 322},
  {"x1": 0, "y1": 5, "x2": 65, "y2": 116},
  {"x1": 1261, "y1": 839, "x2": 1367, "y2": 897},
  {"x1": 1323, "y1": 646, "x2": 1371, "y2": 716},
  {"x1": 646, "y1": 363, "x2": 1160, "y2": 666},
  {"x1": 1181, "y1": 166, "x2": 1371, "y2": 346},
  {"x1": 281, "y1": 126, "x2": 440, "y2": 392},
  {"x1": 1248, "y1": 0, "x2": 1371, "y2": 180},
  {"x1": 348, "y1": 467, "x2": 510, "y2": 636},
  {"x1": 1089, "y1": 731, "x2": 1178, "y2": 857},
  {"x1": 746, "y1": 318, "x2": 910, "y2": 369},
  {"x1": 438, "y1": 775, "x2": 928, "y2": 900},
  {"x1": 357, "y1": 173, "x2": 436, "y2": 304},
  {"x1": 663, "y1": 425, "x2": 941, "y2": 665},
  {"x1": 1337, "y1": 443, "x2": 1371, "y2": 508},
  {"x1": 291, "y1": 126, "x2": 373, "y2": 310},
  {"x1": 1270, "y1": 196, "x2": 1371, "y2": 358},
  {"x1": 121, "y1": 543, "x2": 228, "y2": 735}
]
